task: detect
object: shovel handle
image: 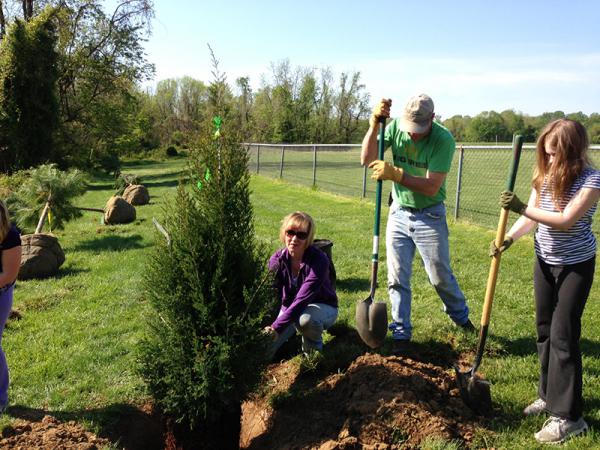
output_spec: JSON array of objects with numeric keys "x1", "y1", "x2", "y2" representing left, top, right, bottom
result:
[
  {"x1": 373, "y1": 117, "x2": 386, "y2": 243},
  {"x1": 369, "y1": 118, "x2": 386, "y2": 298},
  {"x1": 480, "y1": 135, "x2": 523, "y2": 326},
  {"x1": 469, "y1": 134, "x2": 523, "y2": 373}
]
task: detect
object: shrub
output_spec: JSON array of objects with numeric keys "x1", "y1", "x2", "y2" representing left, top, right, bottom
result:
[
  {"x1": 114, "y1": 173, "x2": 140, "y2": 196},
  {"x1": 138, "y1": 132, "x2": 273, "y2": 447},
  {"x1": 96, "y1": 151, "x2": 121, "y2": 176}
]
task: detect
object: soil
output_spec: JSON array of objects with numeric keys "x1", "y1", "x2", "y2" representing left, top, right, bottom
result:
[
  {"x1": 0, "y1": 414, "x2": 111, "y2": 449},
  {"x1": 241, "y1": 351, "x2": 489, "y2": 450},
  {"x1": 0, "y1": 330, "x2": 492, "y2": 449}
]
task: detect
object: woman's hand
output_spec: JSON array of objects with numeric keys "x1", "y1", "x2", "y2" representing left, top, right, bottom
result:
[
  {"x1": 500, "y1": 191, "x2": 527, "y2": 214},
  {"x1": 263, "y1": 326, "x2": 278, "y2": 341}
]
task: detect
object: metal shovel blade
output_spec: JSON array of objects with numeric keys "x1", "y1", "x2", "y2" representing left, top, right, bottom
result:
[
  {"x1": 453, "y1": 365, "x2": 492, "y2": 415},
  {"x1": 356, "y1": 297, "x2": 388, "y2": 348}
]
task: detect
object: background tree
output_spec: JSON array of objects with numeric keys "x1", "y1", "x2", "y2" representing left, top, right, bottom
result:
[
  {"x1": 234, "y1": 76, "x2": 252, "y2": 140},
  {"x1": 0, "y1": 6, "x2": 59, "y2": 173},
  {"x1": 466, "y1": 111, "x2": 508, "y2": 142},
  {"x1": 334, "y1": 71, "x2": 370, "y2": 143},
  {"x1": 0, "y1": 0, "x2": 154, "y2": 170}
]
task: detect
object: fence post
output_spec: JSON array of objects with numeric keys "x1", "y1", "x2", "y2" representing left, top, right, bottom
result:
[
  {"x1": 312, "y1": 144, "x2": 317, "y2": 187},
  {"x1": 279, "y1": 145, "x2": 285, "y2": 178},
  {"x1": 362, "y1": 165, "x2": 367, "y2": 198},
  {"x1": 256, "y1": 145, "x2": 260, "y2": 174},
  {"x1": 454, "y1": 145, "x2": 464, "y2": 220}
]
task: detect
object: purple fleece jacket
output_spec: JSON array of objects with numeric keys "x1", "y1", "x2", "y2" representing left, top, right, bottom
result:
[{"x1": 268, "y1": 245, "x2": 337, "y2": 334}]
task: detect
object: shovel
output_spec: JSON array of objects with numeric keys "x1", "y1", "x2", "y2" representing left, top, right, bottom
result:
[
  {"x1": 356, "y1": 116, "x2": 388, "y2": 348},
  {"x1": 454, "y1": 134, "x2": 524, "y2": 415}
]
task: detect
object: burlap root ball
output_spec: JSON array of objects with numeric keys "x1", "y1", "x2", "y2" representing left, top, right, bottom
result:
[
  {"x1": 122, "y1": 184, "x2": 150, "y2": 205},
  {"x1": 18, "y1": 233, "x2": 65, "y2": 280},
  {"x1": 104, "y1": 196, "x2": 136, "y2": 224}
]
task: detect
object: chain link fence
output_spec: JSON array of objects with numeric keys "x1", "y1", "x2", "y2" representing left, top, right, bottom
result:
[{"x1": 245, "y1": 143, "x2": 600, "y2": 232}]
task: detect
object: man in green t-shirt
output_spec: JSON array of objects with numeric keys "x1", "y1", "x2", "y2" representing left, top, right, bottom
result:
[{"x1": 361, "y1": 94, "x2": 474, "y2": 352}]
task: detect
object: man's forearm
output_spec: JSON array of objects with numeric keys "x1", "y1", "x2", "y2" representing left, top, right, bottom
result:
[
  {"x1": 361, "y1": 126, "x2": 378, "y2": 166},
  {"x1": 393, "y1": 170, "x2": 446, "y2": 197}
]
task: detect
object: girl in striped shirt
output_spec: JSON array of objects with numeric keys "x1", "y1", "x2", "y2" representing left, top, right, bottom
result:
[{"x1": 494, "y1": 119, "x2": 600, "y2": 444}]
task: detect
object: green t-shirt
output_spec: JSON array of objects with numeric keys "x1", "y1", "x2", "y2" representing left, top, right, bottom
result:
[{"x1": 383, "y1": 119, "x2": 455, "y2": 209}]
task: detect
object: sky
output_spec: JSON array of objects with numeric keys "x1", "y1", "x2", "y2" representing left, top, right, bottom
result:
[{"x1": 138, "y1": 0, "x2": 600, "y2": 119}]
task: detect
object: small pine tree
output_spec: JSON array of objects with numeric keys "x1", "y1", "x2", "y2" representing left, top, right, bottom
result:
[
  {"x1": 8, "y1": 163, "x2": 86, "y2": 233},
  {"x1": 138, "y1": 130, "x2": 273, "y2": 448}
]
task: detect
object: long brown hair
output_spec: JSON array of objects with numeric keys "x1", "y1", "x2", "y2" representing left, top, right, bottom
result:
[
  {"x1": 533, "y1": 119, "x2": 591, "y2": 208},
  {"x1": 0, "y1": 201, "x2": 10, "y2": 242}
]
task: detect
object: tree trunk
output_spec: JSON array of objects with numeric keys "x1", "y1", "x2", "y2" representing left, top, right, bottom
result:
[
  {"x1": 0, "y1": 1, "x2": 6, "y2": 39},
  {"x1": 22, "y1": 0, "x2": 33, "y2": 21},
  {"x1": 35, "y1": 202, "x2": 50, "y2": 234}
]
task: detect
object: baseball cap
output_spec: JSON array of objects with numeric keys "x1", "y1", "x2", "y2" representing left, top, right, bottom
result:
[{"x1": 399, "y1": 94, "x2": 434, "y2": 133}]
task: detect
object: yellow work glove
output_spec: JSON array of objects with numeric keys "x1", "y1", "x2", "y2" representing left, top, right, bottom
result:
[
  {"x1": 369, "y1": 98, "x2": 392, "y2": 129},
  {"x1": 368, "y1": 160, "x2": 404, "y2": 183}
]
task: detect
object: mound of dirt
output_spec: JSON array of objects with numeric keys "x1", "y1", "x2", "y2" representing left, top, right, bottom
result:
[
  {"x1": 0, "y1": 414, "x2": 111, "y2": 449},
  {"x1": 242, "y1": 352, "x2": 487, "y2": 449}
]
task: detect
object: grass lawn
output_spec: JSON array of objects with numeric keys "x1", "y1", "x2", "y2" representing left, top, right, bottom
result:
[{"x1": 3, "y1": 155, "x2": 600, "y2": 448}]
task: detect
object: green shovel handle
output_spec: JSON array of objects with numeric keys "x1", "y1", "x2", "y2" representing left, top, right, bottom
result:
[
  {"x1": 505, "y1": 134, "x2": 524, "y2": 191},
  {"x1": 373, "y1": 117, "x2": 386, "y2": 259}
]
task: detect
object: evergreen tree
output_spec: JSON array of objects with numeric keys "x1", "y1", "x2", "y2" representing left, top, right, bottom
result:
[
  {"x1": 8, "y1": 163, "x2": 86, "y2": 233},
  {"x1": 138, "y1": 128, "x2": 273, "y2": 448}
]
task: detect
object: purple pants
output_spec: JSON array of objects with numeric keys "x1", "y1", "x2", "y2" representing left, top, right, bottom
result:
[{"x1": 0, "y1": 285, "x2": 13, "y2": 407}]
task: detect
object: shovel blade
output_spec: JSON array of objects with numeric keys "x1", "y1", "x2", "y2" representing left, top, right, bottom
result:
[
  {"x1": 453, "y1": 365, "x2": 492, "y2": 415},
  {"x1": 356, "y1": 297, "x2": 388, "y2": 348}
]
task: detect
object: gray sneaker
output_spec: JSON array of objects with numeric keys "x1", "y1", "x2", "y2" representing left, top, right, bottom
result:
[
  {"x1": 534, "y1": 416, "x2": 588, "y2": 444},
  {"x1": 523, "y1": 398, "x2": 547, "y2": 416}
]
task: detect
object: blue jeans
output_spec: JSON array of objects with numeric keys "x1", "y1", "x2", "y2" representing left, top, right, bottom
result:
[
  {"x1": 386, "y1": 202, "x2": 469, "y2": 340},
  {"x1": 0, "y1": 285, "x2": 13, "y2": 408},
  {"x1": 270, "y1": 303, "x2": 338, "y2": 355}
]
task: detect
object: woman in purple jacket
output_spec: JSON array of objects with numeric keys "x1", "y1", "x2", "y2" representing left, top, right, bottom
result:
[{"x1": 264, "y1": 211, "x2": 338, "y2": 356}]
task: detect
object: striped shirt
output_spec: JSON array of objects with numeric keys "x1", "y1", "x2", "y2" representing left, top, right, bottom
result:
[{"x1": 534, "y1": 167, "x2": 600, "y2": 265}]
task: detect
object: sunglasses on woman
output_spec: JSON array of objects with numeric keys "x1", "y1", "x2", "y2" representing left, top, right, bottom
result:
[{"x1": 286, "y1": 229, "x2": 309, "y2": 240}]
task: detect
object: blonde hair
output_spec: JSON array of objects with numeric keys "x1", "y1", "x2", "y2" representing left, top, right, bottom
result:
[
  {"x1": 279, "y1": 211, "x2": 316, "y2": 247},
  {"x1": 533, "y1": 119, "x2": 591, "y2": 208},
  {"x1": 0, "y1": 201, "x2": 10, "y2": 242}
]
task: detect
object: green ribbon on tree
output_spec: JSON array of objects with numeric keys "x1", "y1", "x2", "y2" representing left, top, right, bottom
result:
[
  {"x1": 196, "y1": 167, "x2": 212, "y2": 190},
  {"x1": 213, "y1": 116, "x2": 222, "y2": 139}
]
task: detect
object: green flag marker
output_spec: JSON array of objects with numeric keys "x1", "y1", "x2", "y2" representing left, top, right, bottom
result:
[
  {"x1": 197, "y1": 167, "x2": 212, "y2": 190},
  {"x1": 213, "y1": 116, "x2": 222, "y2": 139}
]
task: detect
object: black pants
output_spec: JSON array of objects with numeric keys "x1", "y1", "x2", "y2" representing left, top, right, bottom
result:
[{"x1": 534, "y1": 256, "x2": 595, "y2": 420}]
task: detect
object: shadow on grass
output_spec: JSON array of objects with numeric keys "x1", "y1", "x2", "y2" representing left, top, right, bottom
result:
[
  {"x1": 489, "y1": 335, "x2": 600, "y2": 363},
  {"x1": 52, "y1": 266, "x2": 91, "y2": 279},
  {"x1": 142, "y1": 179, "x2": 180, "y2": 189},
  {"x1": 334, "y1": 277, "x2": 370, "y2": 293},
  {"x1": 85, "y1": 183, "x2": 115, "y2": 192},
  {"x1": 136, "y1": 170, "x2": 186, "y2": 182},
  {"x1": 72, "y1": 234, "x2": 148, "y2": 252},
  {"x1": 5, "y1": 403, "x2": 164, "y2": 450},
  {"x1": 121, "y1": 159, "x2": 172, "y2": 168}
]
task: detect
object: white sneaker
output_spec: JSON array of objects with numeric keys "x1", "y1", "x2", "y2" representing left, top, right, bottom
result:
[
  {"x1": 534, "y1": 416, "x2": 588, "y2": 444},
  {"x1": 523, "y1": 398, "x2": 547, "y2": 416}
]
